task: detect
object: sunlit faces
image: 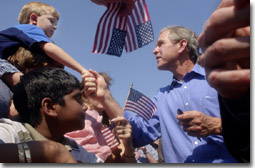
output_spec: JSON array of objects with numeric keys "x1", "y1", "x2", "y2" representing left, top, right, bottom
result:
[
  {"x1": 55, "y1": 89, "x2": 87, "y2": 133},
  {"x1": 153, "y1": 31, "x2": 179, "y2": 71},
  {"x1": 36, "y1": 12, "x2": 58, "y2": 38}
]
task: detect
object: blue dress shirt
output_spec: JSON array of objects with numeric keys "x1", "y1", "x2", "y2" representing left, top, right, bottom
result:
[{"x1": 124, "y1": 64, "x2": 238, "y2": 163}]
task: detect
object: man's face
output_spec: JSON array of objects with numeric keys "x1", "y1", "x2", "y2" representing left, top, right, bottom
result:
[
  {"x1": 153, "y1": 31, "x2": 179, "y2": 71},
  {"x1": 55, "y1": 89, "x2": 87, "y2": 133}
]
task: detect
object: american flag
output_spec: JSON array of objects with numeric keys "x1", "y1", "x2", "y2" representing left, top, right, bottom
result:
[
  {"x1": 92, "y1": 0, "x2": 153, "y2": 56},
  {"x1": 100, "y1": 126, "x2": 119, "y2": 151},
  {"x1": 135, "y1": 149, "x2": 141, "y2": 160},
  {"x1": 124, "y1": 88, "x2": 157, "y2": 121}
]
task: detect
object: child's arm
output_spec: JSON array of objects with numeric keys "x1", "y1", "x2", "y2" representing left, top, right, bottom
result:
[
  {"x1": 39, "y1": 42, "x2": 97, "y2": 95},
  {"x1": 39, "y1": 42, "x2": 88, "y2": 75}
]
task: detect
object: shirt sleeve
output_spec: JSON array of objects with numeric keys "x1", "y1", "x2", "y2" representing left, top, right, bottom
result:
[
  {"x1": 123, "y1": 110, "x2": 161, "y2": 148},
  {"x1": 0, "y1": 58, "x2": 19, "y2": 77},
  {"x1": 0, "y1": 27, "x2": 41, "y2": 59},
  {"x1": 14, "y1": 24, "x2": 51, "y2": 43}
]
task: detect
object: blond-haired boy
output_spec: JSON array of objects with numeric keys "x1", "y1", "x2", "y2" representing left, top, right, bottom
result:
[{"x1": 0, "y1": 2, "x2": 93, "y2": 86}]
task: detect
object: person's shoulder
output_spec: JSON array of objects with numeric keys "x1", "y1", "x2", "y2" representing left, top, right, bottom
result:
[
  {"x1": 0, "y1": 118, "x2": 28, "y2": 135},
  {"x1": 158, "y1": 85, "x2": 171, "y2": 93},
  {"x1": 14, "y1": 24, "x2": 43, "y2": 32},
  {"x1": 192, "y1": 64, "x2": 205, "y2": 76},
  {"x1": 0, "y1": 118, "x2": 21, "y2": 126}
]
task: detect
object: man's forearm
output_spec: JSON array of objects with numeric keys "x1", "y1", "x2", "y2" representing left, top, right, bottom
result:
[{"x1": 100, "y1": 90, "x2": 123, "y2": 119}]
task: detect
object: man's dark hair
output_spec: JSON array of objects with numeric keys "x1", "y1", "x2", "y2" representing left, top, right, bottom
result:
[{"x1": 13, "y1": 67, "x2": 81, "y2": 127}]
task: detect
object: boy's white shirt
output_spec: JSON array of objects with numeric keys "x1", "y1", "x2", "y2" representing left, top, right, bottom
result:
[{"x1": 0, "y1": 118, "x2": 28, "y2": 143}]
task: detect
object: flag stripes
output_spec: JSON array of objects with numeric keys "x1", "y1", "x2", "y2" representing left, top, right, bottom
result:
[
  {"x1": 92, "y1": 0, "x2": 153, "y2": 56},
  {"x1": 124, "y1": 88, "x2": 156, "y2": 121},
  {"x1": 101, "y1": 126, "x2": 119, "y2": 151}
]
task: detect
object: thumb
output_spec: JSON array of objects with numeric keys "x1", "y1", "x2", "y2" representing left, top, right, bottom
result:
[{"x1": 88, "y1": 69, "x2": 99, "y2": 79}]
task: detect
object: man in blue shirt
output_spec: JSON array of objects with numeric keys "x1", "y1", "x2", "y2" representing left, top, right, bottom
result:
[
  {"x1": 81, "y1": 26, "x2": 238, "y2": 163},
  {"x1": 123, "y1": 25, "x2": 238, "y2": 163}
]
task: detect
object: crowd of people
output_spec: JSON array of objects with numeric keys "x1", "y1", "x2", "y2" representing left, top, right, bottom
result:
[{"x1": 0, "y1": 0, "x2": 250, "y2": 164}]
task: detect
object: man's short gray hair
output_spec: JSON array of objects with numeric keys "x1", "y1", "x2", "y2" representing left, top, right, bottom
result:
[{"x1": 160, "y1": 25, "x2": 200, "y2": 63}]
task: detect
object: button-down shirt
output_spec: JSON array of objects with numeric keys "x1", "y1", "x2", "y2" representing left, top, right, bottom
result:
[
  {"x1": 0, "y1": 59, "x2": 19, "y2": 118},
  {"x1": 124, "y1": 64, "x2": 237, "y2": 163}
]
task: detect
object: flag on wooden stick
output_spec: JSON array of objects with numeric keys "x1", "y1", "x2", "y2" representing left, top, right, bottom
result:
[
  {"x1": 100, "y1": 126, "x2": 119, "y2": 151},
  {"x1": 92, "y1": 0, "x2": 153, "y2": 56},
  {"x1": 124, "y1": 84, "x2": 157, "y2": 121}
]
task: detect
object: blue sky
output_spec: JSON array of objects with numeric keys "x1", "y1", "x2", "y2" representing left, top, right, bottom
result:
[{"x1": 0, "y1": 0, "x2": 222, "y2": 108}]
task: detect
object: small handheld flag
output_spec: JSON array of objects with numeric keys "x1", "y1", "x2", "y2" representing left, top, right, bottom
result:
[
  {"x1": 100, "y1": 126, "x2": 120, "y2": 151},
  {"x1": 124, "y1": 83, "x2": 156, "y2": 121}
]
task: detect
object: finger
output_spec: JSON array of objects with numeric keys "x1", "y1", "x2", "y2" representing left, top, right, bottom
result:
[
  {"x1": 88, "y1": 69, "x2": 100, "y2": 79},
  {"x1": 116, "y1": 128, "x2": 131, "y2": 138},
  {"x1": 177, "y1": 111, "x2": 202, "y2": 120},
  {"x1": 111, "y1": 116, "x2": 128, "y2": 125},
  {"x1": 116, "y1": 128, "x2": 131, "y2": 134},
  {"x1": 180, "y1": 121, "x2": 192, "y2": 127},
  {"x1": 207, "y1": 69, "x2": 250, "y2": 89},
  {"x1": 83, "y1": 76, "x2": 97, "y2": 83},
  {"x1": 84, "y1": 89, "x2": 97, "y2": 96},
  {"x1": 115, "y1": 124, "x2": 132, "y2": 131},
  {"x1": 199, "y1": 5, "x2": 250, "y2": 50},
  {"x1": 183, "y1": 126, "x2": 203, "y2": 133},
  {"x1": 90, "y1": 0, "x2": 107, "y2": 6},
  {"x1": 234, "y1": 0, "x2": 249, "y2": 9},
  {"x1": 234, "y1": 26, "x2": 250, "y2": 37},
  {"x1": 120, "y1": 0, "x2": 135, "y2": 16},
  {"x1": 83, "y1": 84, "x2": 97, "y2": 94},
  {"x1": 187, "y1": 130, "x2": 203, "y2": 137},
  {"x1": 216, "y1": 0, "x2": 234, "y2": 9},
  {"x1": 180, "y1": 118, "x2": 202, "y2": 127},
  {"x1": 81, "y1": 71, "x2": 94, "y2": 79},
  {"x1": 200, "y1": 36, "x2": 250, "y2": 68},
  {"x1": 84, "y1": 81, "x2": 97, "y2": 87}
]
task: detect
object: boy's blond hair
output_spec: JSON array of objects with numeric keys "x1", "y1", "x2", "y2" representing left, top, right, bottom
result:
[{"x1": 18, "y1": 1, "x2": 60, "y2": 24}]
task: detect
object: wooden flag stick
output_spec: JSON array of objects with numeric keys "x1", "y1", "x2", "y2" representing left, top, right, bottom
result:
[{"x1": 122, "y1": 82, "x2": 133, "y2": 113}]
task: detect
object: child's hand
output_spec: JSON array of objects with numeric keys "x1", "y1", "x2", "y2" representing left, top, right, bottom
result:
[{"x1": 81, "y1": 70, "x2": 97, "y2": 96}]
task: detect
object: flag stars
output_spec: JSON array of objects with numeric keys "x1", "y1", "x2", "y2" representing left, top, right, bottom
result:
[
  {"x1": 106, "y1": 28, "x2": 127, "y2": 56},
  {"x1": 135, "y1": 20, "x2": 154, "y2": 48}
]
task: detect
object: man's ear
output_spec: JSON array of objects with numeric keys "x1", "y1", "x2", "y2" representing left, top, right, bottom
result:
[
  {"x1": 41, "y1": 98, "x2": 58, "y2": 117},
  {"x1": 178, "y1": 39, "x2": 188, "y2": 53},
  {"x1": 29, "y1": 13, "x2": 38, "y2": 25}
]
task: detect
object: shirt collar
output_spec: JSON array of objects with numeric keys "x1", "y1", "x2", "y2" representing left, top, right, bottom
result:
[
  {"x1": 170, "y1": 64, "x2": 205, "y2": 89},
  {"x1": 191, "y1": 63, "x2": 206, "y2": 76}
]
